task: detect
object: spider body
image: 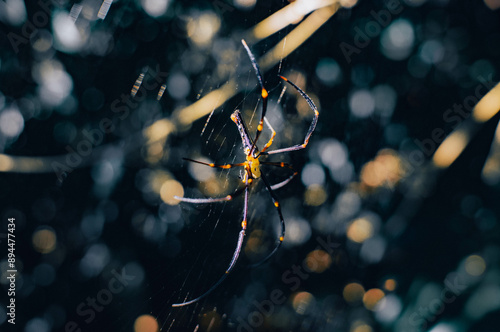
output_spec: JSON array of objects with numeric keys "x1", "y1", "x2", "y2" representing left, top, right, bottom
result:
[
  {"x1": 246, "y1": 154, "x2": 261, "y2": 180},
  {"x1": 231, "y1": 109, "x2": 265, "y2": 181},
  {"x1": 172, "y1": 40, "x2": 319, "y2": 307}
]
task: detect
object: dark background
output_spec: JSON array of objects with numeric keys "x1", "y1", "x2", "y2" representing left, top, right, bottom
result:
[{"x1": 1, "y1": 0, "x2": 500, "y2": 331}]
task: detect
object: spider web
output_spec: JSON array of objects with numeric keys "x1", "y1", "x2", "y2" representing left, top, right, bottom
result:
[{"x1": 153, "y1": 35, "x2": 301, "y2": 332}]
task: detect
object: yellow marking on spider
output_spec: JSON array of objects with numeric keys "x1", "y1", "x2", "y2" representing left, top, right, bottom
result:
[
  {"x1": 262, "y1": 88, "x2": 268, "y2": 99},
  {"x1": 242, "y1": 220, "x2": 247, "y2": 228},
  {"x1": 257, "y1": 123, "x2": 264, "y2": 131},
  {"x1": 274, "y1": 201, "x2": 280, "y2": 207},
  {"x1": 226, "y1": 195, "x2": 232, "y2": 200},
  {"x1": 279, "y1": 236, "x2": 284, "y2": 242},
  {"x1": 248, "y1": 155, "x2": 261, "y2": 178},
  {"x1": 221, "y1": 165, "x2": 232, "y2": 169},
  {"x1": 263, "y1": 142, "x2": 273, "y2": 149}
]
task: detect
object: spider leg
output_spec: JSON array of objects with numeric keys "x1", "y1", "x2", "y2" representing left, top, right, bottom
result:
[
  {"x1": 259, "y1": 116, "x2": 276, "y2": 154},
  {"x1": 232, "y1": 110, "x2": 276, "y2": 157},
  {"x1": 172, "y1": 178, "x2": 250, "y2": 307},
  {"x1": 270, "y1": 171, "x2": 298, "y2": 191},
  {"x1": 260, "y1": 161, "x2": 294, "y2": 169},
  {"x1": 175, "y1": 187, "x2": 245, "y2": 204},
  {"x1": 259, "y1": 162, "x2": 298, "y2": 190},
  {"x1": 241, "y1": 40, "x2": 269, "y2": 156},
  {"x1": 182, "y1": 157, "x2": 245, "y2": 169},
  {"x1": 262, "y1": 76, "x2": 319, "y2": 155},
  {"x1": 248, "y1": 172, "x2": 285, "y2": 268},
  {"x1": 174, "y1": 158, "x2": 247, "y2": 203},
  {"x1": 231, "y1": 110, "x2": 255, "y2": 155}
]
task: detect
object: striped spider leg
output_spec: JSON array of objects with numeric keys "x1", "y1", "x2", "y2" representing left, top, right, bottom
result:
[{"x1": 172, "y1": 39, "x2": 319, "y2": 307}]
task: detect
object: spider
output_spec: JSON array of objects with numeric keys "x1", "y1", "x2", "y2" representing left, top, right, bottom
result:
[{"x1": 172, "y1": 39, "x2": 319, "y2": 307}]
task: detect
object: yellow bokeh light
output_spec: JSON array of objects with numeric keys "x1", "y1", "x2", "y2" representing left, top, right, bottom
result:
[
  {"x1": 343, "y1": 282, "x2": 365, "y2": 304},
  {"x1": 148, "y1": 170, "x2": 171, "y2": 194},
  {"x1": 341, "y1": 0, "x2": 359, "y2": 8},
  {"x1": 465, "y1": 255, "x2": 486, "y2": 276},
  {"x1": 0, "y1": 154, "x2": 14, "y2": 171},
  {"x1": 160, "y1": 180, "x2": 184, "y2": 205},
  {"x1": 432, "y1": 130, "x2": 469, "y2": 169},
  {"x1": 384, "y1": 279, "x2": 397, "y2": 292},
  {"x1": 350, "y1": 320, "x2": 373, "y2": 332},
  {"x1": 482, "y1": 156, "x2": 500, "y2": 184},
  {"x1": 292, "y1": 291, "x2": 315, "y2": 314},
  {"x1": 363, "y1": 288, "x2": 385, "y2": 311},
  {"x1": 473, "y1": 81, "x2": 500, "y2": 122},
  {"x1": 258, "y1": 4, "x2": 338, "y2": 71},
  {"x1": 145, "y1": 142, "x2": 164, "y2": 164},
  {"x1": 360, "y1": 149, "x2": 403, "y2": 190},
  {"x1": 134, "y1": 315, "x2": 158, "y2": 332},
  {"x1": 144, "y1": 118, "x2": 174, "y2": 145},
  {"x1": 235, "y1": 0, "x2": 257, "y2": 9},
  {"x1": 304, "y1": 184, "x2": 327, "y2": 206},
  {"x1": 32, "y1": 227, "x2": 57, "y2": 254},
  {"x1": 484, "y1": 0, "x2": 500, "y2": 10},
  {"x1": 347, "y1": 217, "x2": 373, "y2": 243},
  {"x1": 199, "y1": 177, "x2": 229, "y2": 196},
  {"x1": 244, "y1": 230, "x2": 268, "y2": 258},
  {"x1": 186, "y1": 12, "x2": 221, "y2": 47},
  {"x1": 305, "y1": 249, "x2": 332, "y2": 273}
]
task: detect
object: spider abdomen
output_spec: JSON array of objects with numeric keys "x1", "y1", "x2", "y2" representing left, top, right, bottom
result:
[{"x1": 249, "y1": 157, "x2": 261, "y2": 179}]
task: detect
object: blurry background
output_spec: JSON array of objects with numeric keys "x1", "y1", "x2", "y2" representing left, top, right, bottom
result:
[{"x1": 1, "y1": 0, "x2": 500, "y2": 331}]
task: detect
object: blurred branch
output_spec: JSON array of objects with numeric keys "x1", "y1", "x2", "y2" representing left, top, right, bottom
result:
[{"x1": 390, "y1": 81, "x2": 500, "y2": 230}]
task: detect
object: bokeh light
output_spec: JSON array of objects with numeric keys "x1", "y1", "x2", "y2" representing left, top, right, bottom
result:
[
  {"x1": 465, "y1": 255, "x2": 486, "y2": 276},
  {"x1": 363, "y1": 288, "x2": 385, "y2": 311},
  {"x1": 304, "y1": 184, "x2": 328, "y2": 206},
  {"x1": 304, "y1": 249, "x2": 332, "y2": 273},
  {"x1": 384, "y1": 279, "x2": 397, "y2": 292},
  {"x1": 292, "y1": 291, "x2": 315, "y2": 314},
  {"x1": 380, "y1": 19, "x2": 415, "y2": 60},
  {"x1": 349, "y1": 89, "x2": 375, "y2": 118},
  {"x1": 316, "y1": 58, "x2": 343, "y2": 86},
  {"x1": 161, "y1": 180, "x2": 184, "y2": 205},
  {"x1": 134, "y1": 314, "x2": 159, "y2": 332},
  {"x1": 141, "y1": 0, "x2": 169, "y2": 18},
  {"x1": 233, "y1": 0, "x2": 257, "y2": 10},
  {"x1": 32, "y1": 227, "x2": 57, "y2": 254},
  {"x1": 186, "y1": 12, "x2": 221, "y2": 48},
  {"x1": 347, "y1": 217, "x2": 374, "y2": 243},
  {"x1": 0, "y1": 106, "x2": 24, "y2": 138},
  {"x1": 343, "y1": 282, "x2": 365, "y2": 304}
]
